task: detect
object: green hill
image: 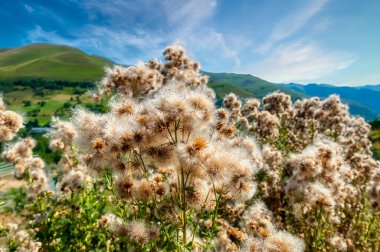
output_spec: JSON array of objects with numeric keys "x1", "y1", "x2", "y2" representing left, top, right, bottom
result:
[
  {"x1": 0, "y1": 44, "x2": 261, "y2": 125},
  {"x1": 0, "y1": 43, "x2": 113, "y2": 81},
  {"x1": 0, "y1": 43, "x2": 303, "y2": 99},
  {"x1": 204, "y1": 72, "x2": 304, "y2": 100},
  {"x1": 1, "y1": 43, "x2": 379, "y2": 123},
  {"x1": 1, "y1": 42, "x2": 378, "y2": 160},
  {"x1": 0, "y1": 43, "x2": 305, "y2": 99}
]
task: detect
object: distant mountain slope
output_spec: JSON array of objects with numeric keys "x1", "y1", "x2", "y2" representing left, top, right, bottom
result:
[
  {"x1": 205, "y1": 72, "x2": 305, "y2": 100},
  {"x1": 280, "y1": 83, "x2": 380, "y2": 120},
  {"x1": 208, "y1": 81, "x2": 256, "y2": 105},
  {"x1": 0, "y1": 44, "x2": 259, "y2": 103},
  {"x1": 357, "y1": 84, "x2": 380, "y2": 92},
  {"x1": 1, "y1": 43, "x2": 379, "y2": 121},
  {"x1": 0, "y1": 43, "x2": 302, "y2": 100},
  {"x1": 0, "y1": 43, "x2": 113, "y2": 81}
]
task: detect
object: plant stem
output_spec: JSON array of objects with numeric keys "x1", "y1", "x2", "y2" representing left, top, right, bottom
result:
[{"x1": 181, "y1": 162, "x2": 187, "y2": 245}]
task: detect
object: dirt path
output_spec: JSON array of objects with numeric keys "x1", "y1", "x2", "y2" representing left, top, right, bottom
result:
[
  {"x1": 0, "y1": 176, "x2": 26, "y2": 227},
  {"x1": 0, "y1": 175, "x2": 26, "y2": 192}
]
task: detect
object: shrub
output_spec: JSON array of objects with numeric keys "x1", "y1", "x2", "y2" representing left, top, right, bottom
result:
[{"x1": 1, "y1": 46, "x2": 380, "y2": 251}]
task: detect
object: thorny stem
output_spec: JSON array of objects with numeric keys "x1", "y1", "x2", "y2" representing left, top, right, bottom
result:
[
  {"x1": 180, "y1": 162, "x2": 187, "y2": 245},
  {"x1": 191, "y1": 190, "x2": 211, "y2": 243},
  {"x1": 64, "y1": 153, "x2": 74, "y2": 168},
  {"x1": 174, "y1": 119, "x2": 180, "y2": 143},
  {"x1": 210, "y1": 177, "x2": 220, "y2": 232},
  {"x1": 184, "y1": 169, "x2": 191, "y2": 186},
  {"x1": 209, "y1": 127, "x2": 216, "y2": 141},
  {"x1": 70, "y1": 143, "x2": 79, "y2": 165},
  {"x1": 126, "y1": 150, "x2": 141, "y2": 174},
  {"x1": 181, "y1": 122, "x2": 185, "y2": 142},
  {"x1": 185, "y1": 127, "x2": 193, "y2": 143},
  {"x1": 135, "y1": 150, "x2": 149, "y2": 179},
  {"x1": 105, "y1": 172, "x2": 138, "y2": 218},
  {"x1": 165, "y1": 123, "x2": 176, "y2": 143},
  {"x1": 176, "y1": 162, "x2": 182, "y2": 246}
]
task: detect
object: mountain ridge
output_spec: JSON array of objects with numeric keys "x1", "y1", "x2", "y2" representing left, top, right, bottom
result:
[
  {"x1": 279, "y1": 83, "x2": 380, "y2": 120},
  {"x1": 0, "y1": 43, "x2": 379, "y2": 120}
]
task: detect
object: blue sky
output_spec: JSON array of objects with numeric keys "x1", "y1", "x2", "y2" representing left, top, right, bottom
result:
[{"x1": 1, "y1": 0, "x2": 380, "y2": 86}]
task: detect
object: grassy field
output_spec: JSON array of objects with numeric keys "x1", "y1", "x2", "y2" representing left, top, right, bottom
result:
[
  {"x1": 3, "y1": 86, "x2": 93, "y2": 126},
  {"x1": 3, "y1": 82, "x2": 255, "y2": 126}
]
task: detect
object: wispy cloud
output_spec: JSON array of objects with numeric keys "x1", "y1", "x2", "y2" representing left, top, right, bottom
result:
[
  {"x1": 162, "y1": 0, "x2": 217, "y2": 35},
  {"x1": 25, "y1": 0, "x2": 241, "y2": 69},
  {"x1": 25, "y1": 0, "x2": 362, "y2": 83},
  {"x1": 27, "y1": 26, "x2": 73, "y2": 45},
  {"x1": 179, "y1": 29, "x2": 241, "y2": 69},
  {"x1": 24, "y1": 4, "x2": 34, "y2": 13},
  {"x1": 75, "y1": 0, "x2": 216, "y2": 33},
  {"x1": 250, "y1": 42, "x2": 356, "y2": 83},
  {"x1": 26, "y1": 25, "x2": 165, "y2": 63},
  {"x1": 258, "y1": 0, "x2": 329, "y2": 53},
  {"x1": 247, "y1": 0, "x2": 356, "y2": 83}
]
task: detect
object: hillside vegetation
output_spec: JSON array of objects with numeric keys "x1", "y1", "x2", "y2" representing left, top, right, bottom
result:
[
  {"x1": 0, "y1": 44, "x2": 261, "y2": 125},
  {"x1": 4, "y1": 87, "x2": 93, "y2": 126},
  {"x1": 206, "y1": 71, "x2": 305, "y2": 100},
  {"x1": 0, "y1": 43, "x2": 379, "y2": 156},
  {"x1": 0, "y1": 43, "x2": 304, "y2": 99},
  {"x1": 370, "y1": 120, "x2": 380, "y2": 159},
  {"x1": 1, "y1": 46, "x2": 380, "y2": 251},
  {"x1": 0, "y1": 43, "x2": 112, "y2": 81}
]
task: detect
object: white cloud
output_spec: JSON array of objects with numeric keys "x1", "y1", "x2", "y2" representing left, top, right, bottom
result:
[
  {"x1": 76, "y1": 0, "x2": 216, "y2": 32},
  {"x1": 162, "y1": 0, "x2": 217, "y2": 34},
  {"x1": 25, "y1": 0, "x2": 241, "y2": 69},
  {"x1": 331, "y1": 73, "x2": 380, "y2": 86},
  {"x1": 26, "y1": 25, "x2": 164, "y2": 63},
  {"x1": 24, "y1": 4, "x2": 34, "y2": 13},
  {"x1": 160, "y1": 0, "x2": 241, "y2": 69},
  {"x1": 258, "y1": 0, "x2": 329, "y2": 53},
  {"x1": 77, "y1": 0, "x2": 218, "y2": 41},
  {"x1": 177, "y1": 29, "x2": 241, "y2": 69},
  {"x1": 247, "y1": 0, "x2": 356, "y2": 83},
  {"x1": 249, "y1": 42, "x2": 356, "y2": 83},
  {"x1": 27, "y1": 26, "x2": 73, "y2": 45}
]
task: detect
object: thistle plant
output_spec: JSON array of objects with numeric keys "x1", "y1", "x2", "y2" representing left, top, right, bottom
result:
[
  {"x1": 0, "y1": 95, "x2": 23, "y2": 142},
  {"x1": 70, "y1": 46, "x2": 304, "y2": 251},
  {"x1": 1, "y1": 95, "x2": 48, "y2": 194},
  {"x1": 1, "y1": 115, "x2": 109, "y2": 251},
  {"x1": 1, "y1": 46, "x2": 380, "y2": 251},
  {"x1": 0, "y1": 95, "x2": 46, "y2": 252},
  {"x1": 46, "y1": 117, "x2": 90, "y2": 194},
  {"x1": 3, "y1": 223, "x2": 42, "y2": 252},
  {"x1": 221, "y1": 91, "x2": 380, "y2": 250}
]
